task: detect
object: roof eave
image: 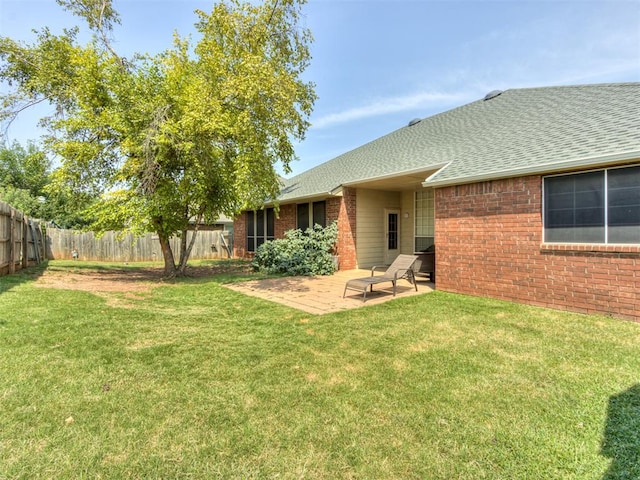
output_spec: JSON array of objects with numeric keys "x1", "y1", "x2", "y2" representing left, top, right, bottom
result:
[
  {"x1": 269, "y1": 191, "x2": 341, "y2": 206},
  {"x1": 422, "y1": 151, "x2": 640, "y2": 188},
  {"x1": 340, "y1": 164, "x2": 450, "y2": 188}
]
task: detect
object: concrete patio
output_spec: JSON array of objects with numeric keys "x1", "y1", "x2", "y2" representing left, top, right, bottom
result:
[{"x1": 224, "y1": 269, "x2": 434, "y2": 315}]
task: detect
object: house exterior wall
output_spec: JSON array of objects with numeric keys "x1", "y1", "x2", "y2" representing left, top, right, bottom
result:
[
  {"x1": 233, "y1": 190, "x2": 358, "y2": 270},
  {"x1": 435, "y1": 175, "x2": 640, "y2": 322},
  {"x1": 331, "y1": 188, "x2": 357, "y2": 270},
  {"x1": 400, "y1": 190, "x2": 414, "y2": 254},
  {"x1": 355, "y1": 188, "x2": 402, "y2": 268},
  {"x1": 275, "y1": 204, "x2": 297, "y2": 238},
  {"x1": 233, "y1": 213, "x2": 248, "y2": 258}
]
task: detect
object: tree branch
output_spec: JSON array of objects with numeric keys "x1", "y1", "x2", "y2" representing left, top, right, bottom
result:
[
  {"x1": 141, "y1": 104, "x2": 171, "y2": 194},
  {"x1": 1, "y1": 97, "x2": 49, "y2": 139},
  {"x1": 96, "y1": 1, "x2": 120, "y2": 60}
]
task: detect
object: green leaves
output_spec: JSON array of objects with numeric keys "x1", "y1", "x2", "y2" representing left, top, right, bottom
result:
[
  {"x1": 0, "y1": 141, "x2": 94, "y2": 227},
  {"x1": 0, "y1": 141, "x2": 50, "y2": 194},
  {"x1": 55, "y1": 0, "x2": 121, "y2": 33},
  {"x1": 252, "y1": 222, "x2": 339, "y2": 276},
  {"x1": 0, "y1": 0, "x2": 316, "y2": 275}
]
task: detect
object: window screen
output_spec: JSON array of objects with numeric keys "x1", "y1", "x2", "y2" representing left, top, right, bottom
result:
[
  {"x1": 544, "y1": 171, "x2": 605, "y2": 243},
  {"x1": 297, "y1": 203, "x2": 309, "y2": 231},
  {"x1": 246, "y1": 207, "x2": 275, "y2": 251},
  {"x1": 266, "y1": 208, "x2": 275, "y2": 240},
  {"x1": 608, "y1": 166, "x2": 640, "y2": 244},
  {"x1": 544, "y1": 165, "x2": 640, "y2": 244},
  {"x1": 246, "y1": 211, "x2": 255, "y2": 252},
  {"x1": 312, "y1": 201, "x2": 326, "y2": 227}
]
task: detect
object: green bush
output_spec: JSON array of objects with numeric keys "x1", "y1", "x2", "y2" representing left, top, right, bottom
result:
[{"x1": 252, "y1": 221, "x2": 338, "y2": 276}]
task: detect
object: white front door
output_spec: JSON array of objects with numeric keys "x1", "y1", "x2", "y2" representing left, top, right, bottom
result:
[{"x1": 384, "y1": 209, "x2": 400, "y2": 265}]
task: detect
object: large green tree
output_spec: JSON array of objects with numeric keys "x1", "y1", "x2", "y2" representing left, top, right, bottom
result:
[
  {"x1": 0, "y1": 140, "x2": 48, "y2": 218},
  {"x1": 0, "y1": 0, "x2": 316, "y2": 276},
  {"x1": 0, "y1": 140, "x2": 91, "y2": 227},
  {"x1": 0, "y1": 141, "x2": 50, "y2": 196}
]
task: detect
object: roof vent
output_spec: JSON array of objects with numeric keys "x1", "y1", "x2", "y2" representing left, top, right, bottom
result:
[
  {"x1": 483, "y1": 90, "x2": 503, "y2": 101},
  {"x1": 408, "y1": 118, "x2": 422, "y2": 127}
]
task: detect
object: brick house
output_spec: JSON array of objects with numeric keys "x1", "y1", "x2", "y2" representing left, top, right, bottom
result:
[{"x1": 234, "y1": 83, "x2": 640, "y2": 321}]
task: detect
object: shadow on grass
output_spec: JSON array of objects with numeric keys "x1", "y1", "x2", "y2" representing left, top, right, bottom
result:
[
  {"x1": 45, "y1": 258, "x2": 261, "y2": 285},
  {"x1": 601, "y1": 383, "x2": 640, "y2": 479},
  {"x1": 46, "y1": 260, "x2": 150, "y2": 271},
  {"x1": 0, "y1": 260, "x2": 48, "y2": 298}
]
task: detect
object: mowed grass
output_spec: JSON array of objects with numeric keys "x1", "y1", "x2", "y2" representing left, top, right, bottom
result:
[{"x1": 1, "y1": 261, "x2": 639, "y2": 479}]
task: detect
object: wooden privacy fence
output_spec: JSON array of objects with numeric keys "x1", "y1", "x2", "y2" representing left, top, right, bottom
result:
[
  {"x1": 0, "y1": 201, "x2": 46, "y2": 277},
  {"x1": 46, "y1": 227, "x2": 233, "y2": 262}
]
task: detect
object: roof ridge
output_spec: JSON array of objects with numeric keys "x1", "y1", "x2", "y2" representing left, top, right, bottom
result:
[{"x1": 499, "y1": 81, "x2": 640, "y2": 94}]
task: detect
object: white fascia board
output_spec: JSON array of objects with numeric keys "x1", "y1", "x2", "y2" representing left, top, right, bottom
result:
[
  {"x1": 266, "y1": 191, "x2": 340, "y2": 207},
  {"x1": 340, "y1": 163, "x2": 450, "y2": 187},
  {"x1": 422, "y1": 151, "x2": 640, "y2": 188},
  {"x1": 423, "y1": 162, "x2": 452, "y2": 184}
]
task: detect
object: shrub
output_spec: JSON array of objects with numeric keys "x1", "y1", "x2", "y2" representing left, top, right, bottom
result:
[{"x1": 252, "y1": 221, "x2": 338, "y2": 276}]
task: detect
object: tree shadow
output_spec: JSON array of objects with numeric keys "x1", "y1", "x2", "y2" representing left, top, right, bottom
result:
[
  {"x1": 601, "y1": 383, "x2": 640, "y2": 479},
  {"x1": 0, "y1": 261, "x2": 47, "y2": 291},
  {"x1": 0, "y1": 262, "x2": 48, "y2": 326}
]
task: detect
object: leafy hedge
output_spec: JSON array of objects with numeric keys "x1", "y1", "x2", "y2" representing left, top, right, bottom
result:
[{"x1": 251, "y1": 221, "x2": 338, "y2": 276}]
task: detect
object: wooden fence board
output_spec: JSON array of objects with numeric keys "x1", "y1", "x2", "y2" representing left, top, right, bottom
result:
[
  {"x1": 0, "y1": 201, "x2": 45, "y2": 277},
  {"x1": 46, "y1": 227, "x2": 234, "y2": 263},
  {"x1": 0, "y1": 201, "x2": 232, "y2": 274}
]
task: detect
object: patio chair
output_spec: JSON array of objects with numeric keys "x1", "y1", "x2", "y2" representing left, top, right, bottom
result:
[{"x1": 343, "y1": 254, "x2": 418, "y2": 301}]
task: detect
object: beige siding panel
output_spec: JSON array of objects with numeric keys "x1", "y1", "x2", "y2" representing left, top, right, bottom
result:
[
  {"x1": 400, "y1": 190, "x2": 415, "y2": 254},
  {"x1": 355, "y1": 189, "x2": 401, "y2": 268}
]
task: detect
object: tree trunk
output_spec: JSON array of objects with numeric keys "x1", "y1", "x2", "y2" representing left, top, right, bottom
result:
[
  {"x1": 158, "y1": 232, "x2": 177, "y2": 277},
  {"x1": 177, "y1": 214, "x2": 202, "y2": 275}
]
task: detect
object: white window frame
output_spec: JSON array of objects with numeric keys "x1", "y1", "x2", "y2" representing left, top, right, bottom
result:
[{"x1": 414, "y1": 189, "x2": 435, "y2": 252}]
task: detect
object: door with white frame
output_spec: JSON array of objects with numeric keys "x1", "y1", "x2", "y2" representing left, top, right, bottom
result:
[{"x1": 384, "y1": 209, "x2": 400, "y2": 265}]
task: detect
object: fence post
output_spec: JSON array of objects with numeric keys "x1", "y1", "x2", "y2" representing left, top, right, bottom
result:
[
  {"x1": 9, "y1": 208, "x2": 16, "y2": 274},
  {"x1": 23, "y1": 217, "x2": 29, "y2": 269},
  {"x1": 30, "y1": 220, "x2": 41, "y2": 264}
]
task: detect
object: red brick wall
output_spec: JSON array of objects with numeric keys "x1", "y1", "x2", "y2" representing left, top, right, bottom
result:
[
  {"x1": 233, "y1": 194, "x2": 358, "y2": 270},
  {"x1": 233, "y1": 205, "x2": 297, "y2": 258},
  {"x1": 275, "y1": 204, "x2": 297, "y2": 238},
  {"x1": 435, "y1": 175, "x2": 640, "y2": 322},
  {"x1": 329, "y1": 188, "x2": 357, "y2": 270},
  {"x1": 233, "y1": 212, "x2": 248, "y2": 258}
]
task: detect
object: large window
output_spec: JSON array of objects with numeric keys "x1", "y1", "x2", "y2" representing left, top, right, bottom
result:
[
  {"x1": 297, "y1": 201, "x2": 326, "y2": 230},
  {"x1": 415, "y1": 189, "x2": 435, "y2": 251},
  {"x1": 544, "y1": 165, "x2": 640, "y2": 244},
  {"x1": 246, "y1": 208, "x2": 275, "y2": 252}
]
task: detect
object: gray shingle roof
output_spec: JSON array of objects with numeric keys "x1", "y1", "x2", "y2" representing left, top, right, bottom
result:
[{"x1": 279, "y1": 83, "x2": 640, "y2": 201}]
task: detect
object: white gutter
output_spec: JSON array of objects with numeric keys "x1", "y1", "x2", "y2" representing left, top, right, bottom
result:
[{"x1": 422, "y1": 150, "x2": 640, "y2": 188}]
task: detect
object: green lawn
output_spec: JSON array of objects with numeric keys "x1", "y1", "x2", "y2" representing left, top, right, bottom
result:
[{"x1": 1, "y1": 261, "x2": 639, "y2": 479}]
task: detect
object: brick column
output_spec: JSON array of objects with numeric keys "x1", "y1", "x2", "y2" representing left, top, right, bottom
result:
[
  {"x1": 233, "y1": 213, "x2": 247, "y2": 258},
  {"x1": 328, "y1": 188, "x2": 357, "y2": 270}
]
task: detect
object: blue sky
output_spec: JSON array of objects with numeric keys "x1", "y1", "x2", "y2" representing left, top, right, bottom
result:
[{"x1": 1, "y1": 0, "x2": 639, "y2": 177}]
